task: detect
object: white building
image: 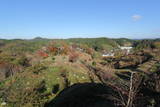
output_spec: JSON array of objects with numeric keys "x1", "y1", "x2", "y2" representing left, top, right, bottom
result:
[
  {"x1": 119, "y1": 46, "x2": 132, "y2": 50},
  {"x1": 102, "y1": 53, "x2": 114, "y2": 57},
  {"x1": 119, "y1": 46, "x2": 133, "y2": 54}
]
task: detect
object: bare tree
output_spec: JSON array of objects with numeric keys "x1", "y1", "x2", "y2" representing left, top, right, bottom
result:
[{"x1": 126, "y1": 72, "x2": 143, "y2": 107}]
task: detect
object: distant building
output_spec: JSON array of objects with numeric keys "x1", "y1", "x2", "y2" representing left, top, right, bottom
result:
[
  {"x1": 76, "y1": 47, "x2": 83, "y2": 52},
  {"x1": 102, "y1": 53, "x2": 114, "y2": 57},
  {"x1": 119, "y1": 46, "x2": 132, "y2": 50},
  {"x1": 119, "y1": 46, "x2": 133, "y2": 55}
]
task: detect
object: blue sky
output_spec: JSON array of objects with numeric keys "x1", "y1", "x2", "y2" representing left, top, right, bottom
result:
[{"x1": 0, "y1": 0, "x2": 160, "y2": 39}]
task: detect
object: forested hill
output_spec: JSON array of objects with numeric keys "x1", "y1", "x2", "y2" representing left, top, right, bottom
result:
[{"x1": 0, "y1": 37, "x2": 133, "y2": 52}]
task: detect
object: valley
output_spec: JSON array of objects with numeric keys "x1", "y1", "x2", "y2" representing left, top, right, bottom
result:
[{"x1": 0, "y1": 37, "x2": 160, "y2": 107}]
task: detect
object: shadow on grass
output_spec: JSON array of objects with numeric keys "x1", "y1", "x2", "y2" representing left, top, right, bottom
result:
[{"x1": 45, "y1": 83, "x2": 118, "y2": 107}]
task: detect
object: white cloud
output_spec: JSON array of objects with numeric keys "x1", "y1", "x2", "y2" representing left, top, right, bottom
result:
[{"x1": 132, "y1": 14, "x2": 142, "y2": 21}]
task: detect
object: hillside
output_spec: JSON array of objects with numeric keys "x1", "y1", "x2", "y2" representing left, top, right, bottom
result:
[{"x1": 0, "y1": 37, "x2": 160, "y2": 107}]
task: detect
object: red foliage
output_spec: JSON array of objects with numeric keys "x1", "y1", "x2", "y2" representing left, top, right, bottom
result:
[
  {"x1": 61, "y1": 42, "x2": 71, "y2": 55},
  {"x1": 86, "y1": 48, "x2": 94, "y2": 55},
  {"x1": 69, "y1": 51, "x2": 79, "y2": 62},
  {"x1": 71, "y1": 44, "x2": 78, "y2": 49},
  {"x1": 37, "y1": 51, "x2": 49, "y2": 58},
  {"x1": 47, "y1": 46, "x2": 58, "y2": 52}
]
